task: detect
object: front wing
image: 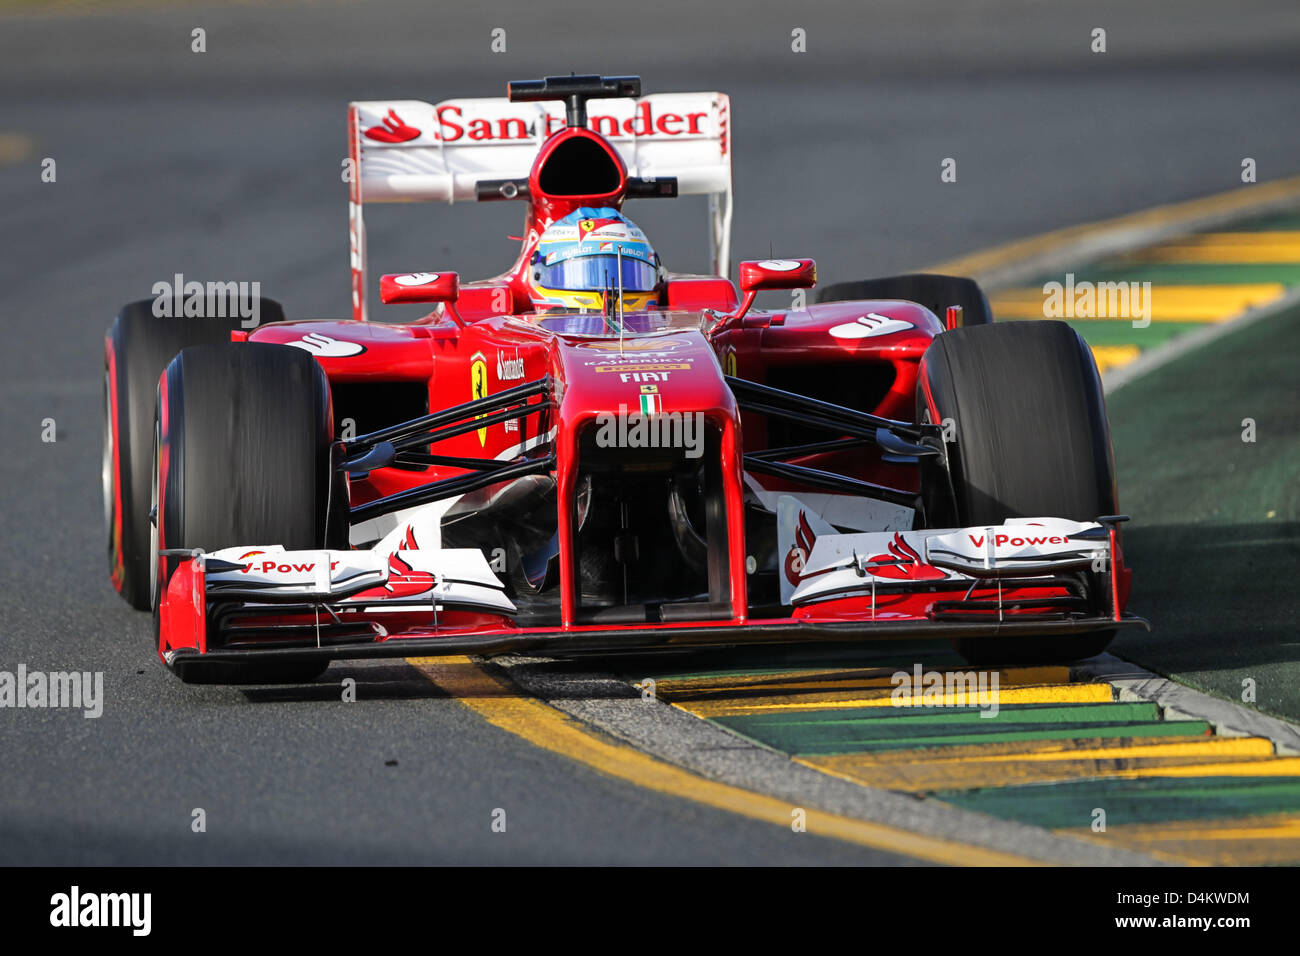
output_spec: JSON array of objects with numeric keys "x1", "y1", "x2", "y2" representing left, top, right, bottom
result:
[{"x1": 157, "y1": 519, "x2": 1147, "y2": 680}]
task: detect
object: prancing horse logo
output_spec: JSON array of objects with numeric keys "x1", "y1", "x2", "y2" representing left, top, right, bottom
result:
[{"x1": 470, "y1": 352, "x2": 488, "y2": 446}]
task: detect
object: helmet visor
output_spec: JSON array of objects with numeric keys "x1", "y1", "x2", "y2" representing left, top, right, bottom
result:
[{"x1": 537, "y1": 254, "x2": 658, "y2": 293}]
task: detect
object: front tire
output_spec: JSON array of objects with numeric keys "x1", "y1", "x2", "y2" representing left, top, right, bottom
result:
[
  {"x1": 917, "y1": 320, "x2": 1118, "y2": 664},
  {"x1": 154, "y1": 342, "x2": 345, "y2": 683}
]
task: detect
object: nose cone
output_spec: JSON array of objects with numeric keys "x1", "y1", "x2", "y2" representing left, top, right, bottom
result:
[
  {"x1": 552, "y1": 329, "x2": 736, "y2": 424},
  {"x1": 547, "y1": 327, "x2": 748, "y2": 627}
]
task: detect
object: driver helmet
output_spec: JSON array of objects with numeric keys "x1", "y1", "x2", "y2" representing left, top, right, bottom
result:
[{"x1": 526, "y1": 207, "x2": 662, "y2": 312}]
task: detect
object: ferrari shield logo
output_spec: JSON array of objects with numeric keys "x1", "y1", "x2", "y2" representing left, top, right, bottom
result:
[{"x1": 470, "y1": 352, "x2": 488, "y2": 446}]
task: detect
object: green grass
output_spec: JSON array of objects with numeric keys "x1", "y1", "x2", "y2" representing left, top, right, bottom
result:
[{"x1": 1108, "y1": 303, "x2": 1300, "y2": 721}]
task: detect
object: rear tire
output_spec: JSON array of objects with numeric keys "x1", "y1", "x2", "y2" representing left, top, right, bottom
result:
[
  {"x1": 916, "y1": 320, "x2": 1117, "y2": 664},
  {"x1": 154, "y1": 342, "x2": 345, "y2": 684},
  {"x1": 817, "y1": 273, "x2": 992, "y2": 327},
  {"x1": 104, "y1": 296, "x2": 284, "y2": 609}
]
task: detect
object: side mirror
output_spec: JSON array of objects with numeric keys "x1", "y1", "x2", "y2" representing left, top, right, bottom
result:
[
  {"x1": 380, "y1": 271, "x2": 460, "y2": 305},
  {"x1": 738, "y1": 258, "x2": 817, "y2": 293},
  {"x1": 708, "y1": 259, "x2": 816, "y2": 335}
]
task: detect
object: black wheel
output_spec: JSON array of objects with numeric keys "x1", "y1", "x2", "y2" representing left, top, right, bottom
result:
[
  {"x1": 104, "y1": 296, "x2": 284, "y2": 609},
  {"x1": 154, "y1": 342, "x2": 345, "y2": 684},
  {"x1": 916, "y1": 320, "x2": 1117, "y2": 665},
  {"x1": 817, "y1": 273, "x2": 992, "y2": 327}
]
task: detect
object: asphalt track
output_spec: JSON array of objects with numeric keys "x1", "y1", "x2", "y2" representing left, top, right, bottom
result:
[{"x1": 0, "y1": 0, "x2": 1298, "y2": 864}]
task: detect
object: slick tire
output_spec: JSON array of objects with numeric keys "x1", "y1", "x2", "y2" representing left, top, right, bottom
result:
[
  {"x1": 816, "y1": 273, "x2": 992, "y2": 327},
  {"x1": 154, "y1": 342, "x2": 346, "y2": 683},
  {"x1": 916, "y1": 320, "x2": 1118, "y2": 665},
  {"x1": 104, "y1": 296, "x2": 284, "y2": 609}
]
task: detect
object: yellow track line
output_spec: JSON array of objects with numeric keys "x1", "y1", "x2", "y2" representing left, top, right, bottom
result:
[
  {"x1": 800, "y1": 752, "x2": 1297, "y2": 794},
  {"x1": 1160, "y1": 231, "x2": 1300, "y2": 243},
  {"x1": 1083, "y1": 812, "x2": 1300, "y2": 841},
  {"x1": 653, "y1": 665, "x2": 1071, "y2": 696},
  {"x1": 1090, "y1": 346, "x2": 1142, "y2": 374},
  {"x1": 0, "y1": 132, "x2": 35, "y2": 165},
  {"x1": 1123, "y1": 246, "x2": 1300, "y2": 264},
  {"x1": 1105, "y1": 757, "x2": 1300, "y2": 779},
  {"x1": 817, "y1": 736, "x2": 1276, "y2": 767},
  {"x1": 1063, "y1": 813, "x2": 1300, "y2": 866},
  {"x1": 1121, "y1": 230, "x2": 1300, "y2": 263},
  {"x1": 988, "y1": 283, "x2": 1285, "y2": 322},
  {"x1": 675, "y1": 682, "x2": 1113, "y2": 718},
  {"x1": 925, "y1": 174, "x2": 1300, "y2": 277},
  {"x1": 407, "y1": 655, "x2": 1043, "y2": 866}
]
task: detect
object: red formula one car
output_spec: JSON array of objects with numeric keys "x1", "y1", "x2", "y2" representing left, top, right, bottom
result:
[{"x1": 102, "y1": 75, "x2": 1146, "y2": 682}]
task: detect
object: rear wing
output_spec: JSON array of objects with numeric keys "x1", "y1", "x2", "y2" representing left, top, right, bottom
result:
[{"x1": 347, "y1": 93, "x2": 732, "y2": 320}]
